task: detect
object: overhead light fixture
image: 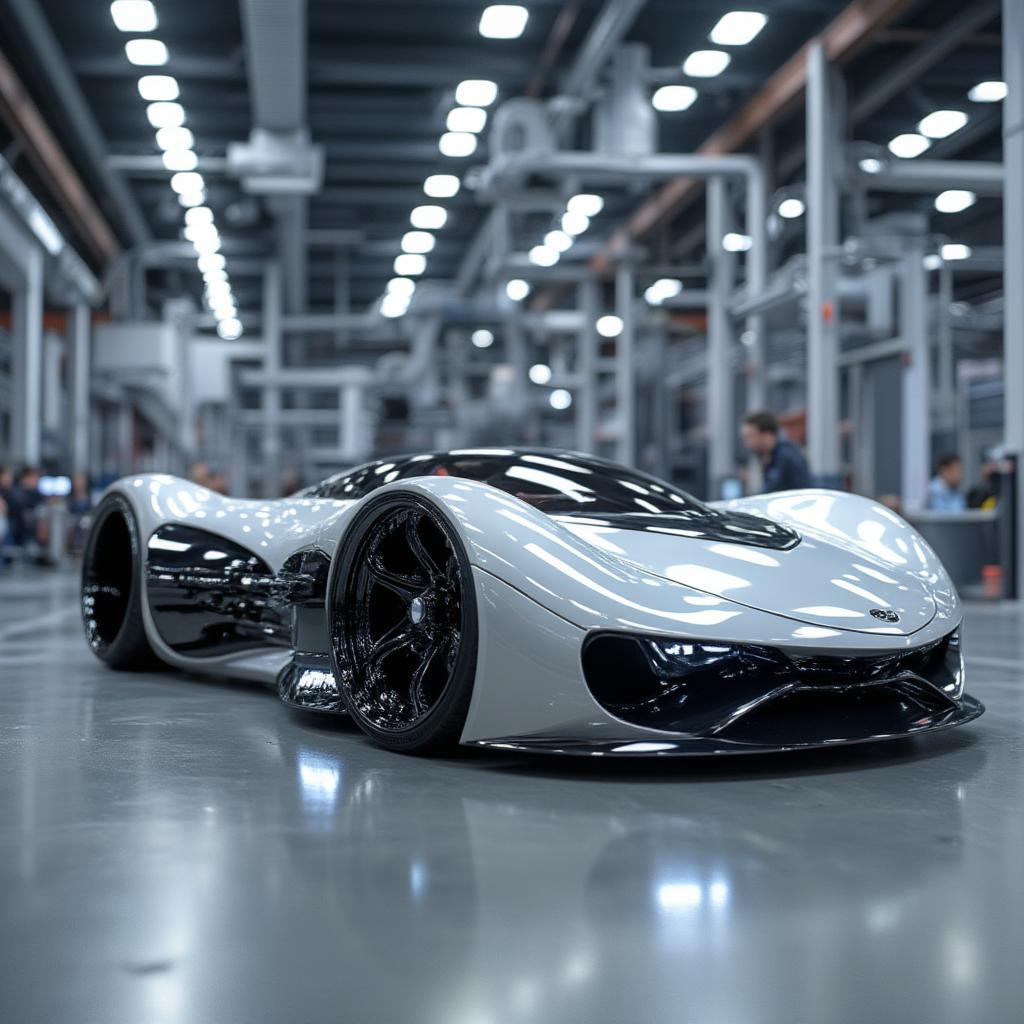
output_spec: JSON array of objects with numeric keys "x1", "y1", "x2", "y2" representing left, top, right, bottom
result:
[
  {"x1": 471, "y1": 328, "x2": 495, "y2": 348},
  {"x1": 387, "y1": 277, "x2": 416, "y2": 297},
  {"x1": 177, "y1": 190, "x2": 205, "y2": 208},
  {"x1": 644, "y1": 278, "x2": 683, "y2": 305},
  {"x1": 155, "y1": 125, "x2": 193, "y2": 151},
  {"x1": 859, "y1": 157, "x2": 884, "y2": 174},
  {"x1": 137, "y1": 74, "x2": 178, "y2": 101},
  {"x1": 544, "y1": 230, "x2": 572, "y2": 253},
  {"x1": 935, "y1": 189, "x2": 976, "y2": 214},
  {"x1": 110, "y1": 1, "x2": 157, "y2": 32},
  {"x1": 170, "y1": 171, "x2": 204, "y2": 194},
  {"x1": 380, "y1": 292, "x2": 411, "y2": 319},
  {"x1": 652, "y1": 85, "x2": 698, "y2": 112},
  {"x1": 561, "y1": 210, "x2": 590, "y2": 235},
  {"x1": 506, "y1": 278, "x2": 531, "y2": 301},
  {"x1": 410, "y1": 205, "x2": 448, "y2": 229},
  {"x1": 778, "y1": 197, "x2": 805, "y2": 219},
  {"x1": 185, "y1": 207, "x2": 214, "y2": 229},
  {"x1": 161, "y1": 149, "x2": 197, "y2": 171},
  {"x1": 596, "y1": 314, "x2": 624, "y2": 338},
  {"x1": 192, "y1": 233, "x2": 221, "y2": 255},
  {"x1": 197, "y1": 252, "x2": 225, "y2": 273},
  {"x1": 456, "y1": 80, "x2": 498, "y2": 107},
  {"x1": 549, "y1": 388, "x2": 572, "y2": 410},
  {"x1": 918, "y1": 110, "x2": 968, "y2": 139},
  {"x1": 394, "y1": 253, "x2": 426, "y2": 276},
  {"x1": 424, "y1": 174, "x2": 460, "y2": 198},
  {"x1": 401, "y1": 230, "x2": 435, "y2": 254},
  {"x1": 887, "y1": 133, "x2": 930, "y2": 158},
  {"x1": 567, "y1": 193, "x2": 603, "y2": 217},
  {"x1": 528, "y1": 244, "x2": 559, "y2": 267},
  {"x1": 709, "y1": 11, "x2": 767, "y2": 45},
  {"x1": 940, "y1": 243, "x2": 972, "y2": 261},
  {"x1": 125, "y1": 39, "x2": 169, "y2": 66},
  {"x1": 682, "y1": 50, "x2": 731, "y2": 77},
  {"x1": 722, "y1": 231, "x2": 752, "y2": 252},
  {"x1": 217, "y1": 318, "x2": 243, "y2": 340},
  {"x1": 968, "y1": 80, "x2": 1007, "y2": 103},
  {"x1": 479, "y1": 4, "x2": 529, "y2": 39},
  {"x1": 528, "y1": 363, "x2": 552, "y2": 385},
  {"x1": 446, "y1": 107, "x2": 487, "y2": 134},
  {"x1": 438, "y1": 131, "x2": 477, "y2": 157},
  {"x1": 185, "y1": 222, "x2": 218, "y2": 245},
  {"x1": 203, "y1": 269, "x2": 228, "y2": 286},
  {"x1": 146, "y1": 101, "x2": 185, "y2": 128},
  {"x1": 922, "y1": 254, "x2": 943, "y2": 271}
]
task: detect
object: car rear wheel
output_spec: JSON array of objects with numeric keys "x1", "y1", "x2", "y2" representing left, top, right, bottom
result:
[
  {"x1": 81, "y1": 493, "x2": 157, "y2": 670},
  {"x1": 330, "y1": 493, "x2": 478, "y2": 754}
]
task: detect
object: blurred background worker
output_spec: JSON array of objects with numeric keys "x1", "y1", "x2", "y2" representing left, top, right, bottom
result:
[
  {"x1": 927, "y1": 454, "x2": 966, "y2": 512},
  {"x1": 741, "y1": 411, "x2": 812, "y2": 494}
]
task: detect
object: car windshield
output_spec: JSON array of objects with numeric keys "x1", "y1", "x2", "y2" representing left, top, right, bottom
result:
[{"x1": 310, "y1": 449, "x2": 709, "y2": 517}]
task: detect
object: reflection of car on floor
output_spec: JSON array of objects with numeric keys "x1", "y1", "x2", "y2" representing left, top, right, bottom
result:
[{"x1": 80, "y1": 448, "x2": 982, "y2": 756}]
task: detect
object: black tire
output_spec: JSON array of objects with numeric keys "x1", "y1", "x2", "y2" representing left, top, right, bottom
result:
[
  {"x1": 81, "y1": 493, "x2": 158, "y2": 670},
  {"x1": 329, "y1": 492, "x2": 479, "y2": 754}
]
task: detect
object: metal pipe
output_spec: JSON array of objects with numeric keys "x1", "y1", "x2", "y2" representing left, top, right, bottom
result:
[
  {"x1": 70, "y1": 302, "x2": 91, "y2": 476},
  {"x1": 615, "y1": 263, "x2": 636, "y2": 466},
  {"x1": 855, "y1": 159, "x2": 1003, "y2": 195},
  {"x1": 706, "y1": 178, "x2": 735, "y2": 495}
]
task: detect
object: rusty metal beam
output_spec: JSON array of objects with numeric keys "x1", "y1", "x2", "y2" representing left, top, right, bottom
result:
[
  {"x1": 0, "y1": 49, "x2": 121, "y2": 265},
  {"x1": 590, "y1": 0, "x2": 916, "y2": 275}
]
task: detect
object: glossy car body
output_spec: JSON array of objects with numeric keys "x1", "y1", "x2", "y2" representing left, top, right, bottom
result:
[{"x1": 81, "y1": 448, "x2": 983, "y2": 756}]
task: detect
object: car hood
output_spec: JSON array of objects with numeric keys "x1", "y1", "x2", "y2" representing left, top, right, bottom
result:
[{"x1": 553, "y1": 515, "x2": 937, "y2": 636}]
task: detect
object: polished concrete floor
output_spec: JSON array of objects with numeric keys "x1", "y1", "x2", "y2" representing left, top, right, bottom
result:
[{"x1": 1, "y1": 566, "x2": 1022, "y2": 1024}]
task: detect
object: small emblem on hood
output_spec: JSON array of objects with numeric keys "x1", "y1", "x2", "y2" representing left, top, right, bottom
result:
[{"x1": 870, "y1": 608, "x2": 900, "y2": 623}]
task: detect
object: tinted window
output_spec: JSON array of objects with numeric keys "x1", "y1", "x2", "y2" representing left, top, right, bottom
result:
[{"x1": 311, "y1": 449, "x2": 708, "y2": 517}]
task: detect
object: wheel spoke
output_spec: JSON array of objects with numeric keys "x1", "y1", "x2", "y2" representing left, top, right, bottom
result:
[
  {"x1": 405, "y1": 511, "x2": 442, "y2": 580},
  {"x1": 409, "y1": 638, "x2": 446, "y2": 713},
  {"x1": 366, "y1": 555, "x2": 421, "y2": 600},
  {"x1": 365, "y1": 620, "x2": 415, "y2": 670}
]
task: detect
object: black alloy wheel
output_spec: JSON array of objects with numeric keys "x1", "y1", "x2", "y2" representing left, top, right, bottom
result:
[{"x1": 331, "y1": 493, "x2": 478, "y2": 753}]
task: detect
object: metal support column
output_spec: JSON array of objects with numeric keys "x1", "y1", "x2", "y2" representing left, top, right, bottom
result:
[
  {"x1": 577, "y1": 278, "x2": 600, "y2": 454},
  {"x1": 70, "y1": 301, "x2": 91, "y2": 476},
  {"x1": 615, "y1": 263, "x2": 636, "y2": 466},
  {"x1": 1004, "y1": 0, "x2": 1024, "y2": 593},
  {"x1": 805, "y1": 39, "x2": 841, "y2": 483},
  {"x1": 707, "y1": 177, "x2": 736, "y2": 496},
  {"x1": 901, "y1": 246, "x2": 930, "y2": 512},
  {"x1": 745, "y1": 150, "x2": 768, "y2": 413},
  {"x1": 262, "y1": 262, "x2": 283, "y2": 497},
  {"x1": 10, "y1": 244, "x2": 44, "y2": 465}
]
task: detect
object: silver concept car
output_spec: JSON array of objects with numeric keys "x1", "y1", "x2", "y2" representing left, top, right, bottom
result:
[{"x1": 81, "y1": 449, "x2": 982, "y2": 756}]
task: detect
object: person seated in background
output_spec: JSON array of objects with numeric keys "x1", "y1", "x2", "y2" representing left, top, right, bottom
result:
[
  {"x1": 188, "y1": 462, "x2": 211, "y2": 488},
  {"x1": 208, "y1": 470, "x2": 230, "y2": 495},
  {"x1": 741, "y1": 410, "x2": 812, "y2": 493},
  {"x1": 6, "y1": 466, "x2": 45, "y2": 561},
  {"x1": 0, "y1": 466, "x2": 10, "y2": 569},
  {"x1": 927, "y1": 453, "x2": 966, "y2": 512}
]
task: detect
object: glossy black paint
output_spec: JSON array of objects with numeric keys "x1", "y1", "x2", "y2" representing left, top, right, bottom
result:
[
  {"x1": 278, "y1": 652, "x2": 344, "y2": 712},
  {"x1": 582, "y1": 630, "x2": 969, "y2": 741},
  {"x1": 81, "y1": 495, "x2": 136, "y2": 657}
]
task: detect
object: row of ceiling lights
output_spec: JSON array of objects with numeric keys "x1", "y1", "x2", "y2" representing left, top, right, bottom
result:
[{"x1": 109, "y1": 0, "x2": 241, "y2": 339}]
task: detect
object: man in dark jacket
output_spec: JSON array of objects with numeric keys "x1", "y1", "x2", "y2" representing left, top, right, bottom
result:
[{"x1": 741, "y1": 411, "x2": 813, "y2": 493}]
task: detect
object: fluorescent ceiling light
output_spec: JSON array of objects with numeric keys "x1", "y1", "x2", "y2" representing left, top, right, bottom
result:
[
  {"x1": 170, "y1": 171, "x2": 204, "y2": 194},
  {"x1": 446, "y1": 107, "x2": 487, "y2": 134},
  {"x1": 471, "y1": 328, "x2": 494, "y2": 348},
  {"x1": 155, "y1": 125, "x2": 193, "y2": 151},
  {"x1": 596, "y1": 314, "x2": 623, "y2": 338},
  {"x1": 561, "y1": 210, "x2": 590, "y2": 235},
  {"x1": 146, "y1": 101, "x2": 185, "y2": 128},
  {"x1": 917, "y1": 110, "x2": 968, "y2": 139},
  {"x1": 778, "y1": 197, "x2": 805, "y2": 219},
  {"x1": 544, "y1": 229, "x2": 572, "y2": 253},
  {"x1": 161, "y1": 149, "x2": 197, "y2": 171},
  {"x1": 137, "y1": 75, "x2": 178, "y2": 101},
  {"x1": 859, "y1": 157, "x2": 884, "y2": 174},
  {"x1": 722, "y1": 232, "x2": 752, "y2": 252},
  {"x1": 192, "y1": 233, "x2": 221, "y2": 255},
  {"x1": 683, "y1": 50, "x2": 731, "y2": 77},
  {"x1": 567, "y1": 193, "x2": 603, "y2": 217},
  {"x1": 968, "y1": 80, "x2": 1007, "y2": 103},
  {"x1": 549, "y1": 388, "x2": 572, "y2": 410},
  {"x1": 203, "y1": 269, "x2": 228, "y2": 285},
  {"x1": 211, "y1": 300, "x2": 236, "y2": 319},
  {"x1": 380, "y1": 292, "x2": 410, "y2": 318},
  {"x1": 439, "y1": 132, "x2": 477, "y2": 157},
  {"x1": 941, "y1": 243, "x2": 971, "y2": 261},
  {"x1": 709, "y1": 11, "x2": 767, "y2": 45},
  {"x1": 456, "y1": 80, "x2": 498, "y2": 107},
  {"x1": 410, "y1": 205, "x2": 448, "y2": 229},
  {"x1": 110, "y1": 1, "x2": 157, "y2": 32},
  {"x1": 217, "y1": 318, "x2": 243, "y2": 340},
  {"x1": 197, "y1": 253, "x2": 225, "y2": 273},
  {"x1": 394, "y1": 253, "x2": 426, "y2": 276},
  {"x1": 652, "y1": 85, "x2": 698, "y2": 112},
  {"x1": 401, "y1": 230, "x2": 435, "y2": 254},
  {"x1": 922, "y1": 254, "x2": 943, "y2": 271},
  {"x1": 387, "y1": 277, "x2": 416, "y2": 297},
  {"x1": 935, "y1": 189, "x2": 976, "y2": 214},
  {"x1": 177, "y1": 190, "x2": 205, "y2": 208},
  {"x1": 424, "y1": 174, "x2": 460, "y2": 198},
  {"x1": 184, "y1": 206, "x2": 213, "y2": 227},
  {"x1": 887, "y1": 133, "x2": 930, "y2": 158},
  {"x1": 529, "y1": 244, "x2": 559, "y2": 267},
  {"x1": 506, "y1": 279, "x2": 530, "y2": 301},
  {"x1": 479, "y1": 5, "x2": 529, "y2": 39},
  {"x1": 185, "y1": 222, "x2": 218, "y2": 245},
  {"x1": 528, "y1": 363, "x2": 552, "y2": 385},
  {"x1": 644, "y1": 278, "x2": 683, "y2": 305},
  {"x1": 125, "y1": 39, "x2": 168, "y2": 66}
]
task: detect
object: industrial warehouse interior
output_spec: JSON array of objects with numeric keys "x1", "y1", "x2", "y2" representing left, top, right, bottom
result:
[{"x1": 1, "y1": 0, "x2": 1023, "y2": 1020}]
